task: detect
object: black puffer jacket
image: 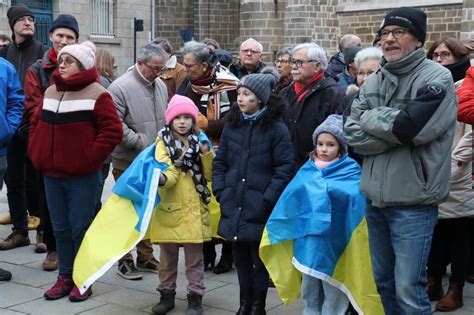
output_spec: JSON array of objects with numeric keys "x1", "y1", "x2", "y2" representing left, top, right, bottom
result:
[
  {"x1": 212, "y1": 95, "x2": 295, "y2": 242},
  {"x1": 281, "y1": 77, "x2": 344, "y2": 169}
]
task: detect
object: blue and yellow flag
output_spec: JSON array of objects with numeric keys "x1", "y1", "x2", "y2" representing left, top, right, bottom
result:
[
  {"x1": 73, "y1": 144, "x2": 168, "y2": 294},
  {"x1": 259, "y1": 156, "x2": 383, "y2": 315}
]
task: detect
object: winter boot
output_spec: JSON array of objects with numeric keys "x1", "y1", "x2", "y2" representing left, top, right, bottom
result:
[
  {"x1": 152, "y1": 289, "x2": 175, "y2": 314},
  {"x1": 236, "y1": 288, "x2": 253, "y2": 315},
  {"x1": 187, "y1": 293, "x2": 203, "y2": 315},
  {"x1": 436, "y1": 282, "x2": 463, "y2": 312},
  {"x1": 214, "y1": 242, "x2": 233, "y2": 274},
  {"x1": 425, "y1": 275, "x2": 444, "y2": 301},
  {"x1": 249, "y1": 288, "x2": 267, "y2": 315}
]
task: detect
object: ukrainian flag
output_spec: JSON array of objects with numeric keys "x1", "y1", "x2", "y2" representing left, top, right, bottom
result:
[
  {"x1": 259, "y1": 156, "x2": 383, "y2": 315},
  {"x1": 73, "y1": 144, "x2": 168, "y2": 294}
]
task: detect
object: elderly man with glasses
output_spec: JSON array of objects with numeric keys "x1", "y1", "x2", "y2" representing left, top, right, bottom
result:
[
  {"x1": 230, "y1": 38, "x2": 266, "y2": 79},
  {"x1": 344, "y1": 7, "x2": 456, "y2": 315},
  {"x1": 107, "y1": 44, "x2": 169, "y2": 281},
  {"x1": 280, "y1": 43, "x2": 344, "y2": 169}
]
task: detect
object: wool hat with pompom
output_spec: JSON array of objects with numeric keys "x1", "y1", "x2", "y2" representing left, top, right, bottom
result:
[
  {"x1": 58, "y1": 43, "x2": 95, "y2": 70},
  {"x1": 312, "y1": 114, "x2": 347, "y2": 155},
  {"x1": 165, "y1": 95, "x2": 199, "y2": 125},
  {"x1": 238, "y1": 67, "x2": 280, "y2": 106}
]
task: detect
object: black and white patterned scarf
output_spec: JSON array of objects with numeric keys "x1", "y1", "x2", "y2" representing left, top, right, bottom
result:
[{"x1": 158, "y1": 126, "x2": 211, "y2": 204}]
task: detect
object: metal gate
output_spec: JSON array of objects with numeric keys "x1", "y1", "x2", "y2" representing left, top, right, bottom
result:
[{"x1": 11, "y1": 0, "x2": 53, "y2": 46}]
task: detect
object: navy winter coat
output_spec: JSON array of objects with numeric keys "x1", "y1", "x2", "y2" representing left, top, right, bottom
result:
[{"x1": 212, "y1": 95, "x2": 295, "y2": 242}]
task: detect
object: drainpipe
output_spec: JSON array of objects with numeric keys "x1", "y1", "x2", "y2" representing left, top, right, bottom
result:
[{"x1": 151, "y1": 0, "x2": 156, "y2": 40}]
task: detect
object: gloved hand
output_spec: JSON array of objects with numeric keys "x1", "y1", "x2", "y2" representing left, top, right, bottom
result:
[{"x1": 159, "y1": 173, "x2": 167, "y2": 186}]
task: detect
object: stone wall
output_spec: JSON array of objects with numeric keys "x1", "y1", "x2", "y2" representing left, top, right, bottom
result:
[
  {"x1": 156, "y1": 0, "x2": 193, "y2": 51},
  {"x1": 337, "y1": 2, "x2": 464, "y2": 49}
]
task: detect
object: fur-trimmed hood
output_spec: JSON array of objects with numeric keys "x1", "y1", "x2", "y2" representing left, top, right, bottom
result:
[{"x1": 226, "y1": 93, "x2": 288, "y2": 128}]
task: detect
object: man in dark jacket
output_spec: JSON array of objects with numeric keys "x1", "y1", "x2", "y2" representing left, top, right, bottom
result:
[
  {"x1": 230, "y1": 38, "x2": 266, "y2": 79},
  {"x1": 0, "y1": 4, "x2": 47, "y2": 252},
  {"x1": 327, "y1": 34, "x2": 361, "y2": 77},
  {"x1": 281, "y1": 43, "x2": 344, "y2": 169}
]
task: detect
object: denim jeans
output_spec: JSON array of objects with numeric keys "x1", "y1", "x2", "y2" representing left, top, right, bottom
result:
[
  {"x1": 366, "y1": 204, "x2": 437, "y2": 315},
  {"x1": 44, "y1": 172, "x2": 101, "y2": 276},
  {"x1": 301, "y1": 273, "x2": 349, "y2": 315}
]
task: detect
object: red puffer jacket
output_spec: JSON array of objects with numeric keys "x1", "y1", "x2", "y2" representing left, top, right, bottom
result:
[{"x1": 457, "y1": 66, "x2": 474, "y2": 125}]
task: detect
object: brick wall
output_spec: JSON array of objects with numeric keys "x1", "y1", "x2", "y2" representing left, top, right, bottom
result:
[
  {"x1": 337, "y1": 3, "x2": 464, "y2": 49},
  {"x1": 239, "y1": 0, "x2": 286, "y2": 61},
  {"x1": 285, "y1": 0, "x2": 341, "y2": 53},
  {"x1": 155, "y1": 0, "x2": 194, "y2": 52}
]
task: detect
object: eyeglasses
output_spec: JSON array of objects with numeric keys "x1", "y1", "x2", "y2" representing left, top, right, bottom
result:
[
  {"x1": 432, "y1": 51, "x2": 452, "y2": 60},
  {"x1": 17, "y1": 16, "x2": 35, "y2": 24},
  {"x1": 274, "y1": 59, "x2": 290, "y2": 65},
  {"x1": 241, "y1": 49, "x2": 261, "y2": 54},
  {"x1": 290, "y1": 59, "x2": 318, "y2": 68},
  {"x1": 143, "y1": 62, "x2": 165, "y2": 72},
  {"x1": 357, "y1": 70, "x2": 376, "y2": 77},
  {"x1": 57, "y1": 57, "x2": 76, "y2": 67},
  {"x1": 183, "y1": 63, "x2": 198, "y2": 70},
  {"x1": 380, "y1": 28, "x2": 409, "y2": 40}
]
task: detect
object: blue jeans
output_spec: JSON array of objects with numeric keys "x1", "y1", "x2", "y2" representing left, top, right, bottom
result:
[
  {"x1": 366, "y1": 204, "x2": 437, "y2": 315},
  {"x1": 44, "y1": 172, "x2": 101, "y2": 276},
  {"x1": 301, "y1": 273, "x2": 349, "y2": 315}
]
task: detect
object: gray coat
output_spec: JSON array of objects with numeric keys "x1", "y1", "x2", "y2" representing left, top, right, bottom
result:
[
  {"x1": 108, "y1": 66, "x2": 168, "y2": 170},
  {"x1": 344, "y1": 49, "x2": 456, "y2": 208}
]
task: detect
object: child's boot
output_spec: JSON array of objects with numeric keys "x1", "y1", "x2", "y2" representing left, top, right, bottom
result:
[
  {"x1": 236, "y1": 287, "x2": 253, "y2": 315},
  {"x1": 186, "y1": 292, "x2": 203, "y2": 315},
  {"x1": 250, "y1": 288, "x2": 267, "y2": 315},
  {"x1": 152, "y1": 289, "x2": 175, "y2": 315}
]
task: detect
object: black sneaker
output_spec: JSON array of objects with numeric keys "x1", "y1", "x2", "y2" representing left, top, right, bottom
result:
[
  {"x1": 0, "y1": 268, "x2": 12, "y2": 281},
  {"x1": 137, "y1": 257, "x2": 159, "y2": 274},
  {"x1": 117, "y1": 260, "x2": 143, "y2": 280}
]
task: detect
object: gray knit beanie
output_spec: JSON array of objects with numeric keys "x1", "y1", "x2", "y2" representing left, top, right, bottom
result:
[
  {"x1": 237, "y1": 67, "x2": 279, "y2": 106},
  {"x1": 312, "y1": 114, "x2": 347, "y2": 155}
]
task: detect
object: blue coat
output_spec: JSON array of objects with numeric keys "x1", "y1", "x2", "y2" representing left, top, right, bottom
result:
[
  {"x1": 212, "y1": 95, "x2": 295, "y2": 242},
  {"x1": 0, "y1": 58, "x2": 24, "y2": 155}
]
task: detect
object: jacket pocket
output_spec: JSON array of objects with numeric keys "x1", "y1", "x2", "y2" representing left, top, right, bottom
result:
[{"x1": 157, "y1": 202, "x2": 183, "y2": 228}]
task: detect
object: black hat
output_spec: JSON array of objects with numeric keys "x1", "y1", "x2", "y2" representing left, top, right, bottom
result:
[
  {"x1": 379, "y1": 7, "x2": 427, "y2": 44},
  {"x1": 7, "y1": 4, "x2": 34, "y2": 30},
  {"x1": 343, "y1": 46, "x2": 362, "y2": 65},
  {"x1": 238, "y1": 68, "x2": 279, "y2": 106},
  {"x1": 49, "y1": 14, "x2": 79, "y2": 38}
]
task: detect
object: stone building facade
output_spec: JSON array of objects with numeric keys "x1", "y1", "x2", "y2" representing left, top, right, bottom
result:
[{"x1": 0, "y1": 0, "x2": 472, "y2": 74}]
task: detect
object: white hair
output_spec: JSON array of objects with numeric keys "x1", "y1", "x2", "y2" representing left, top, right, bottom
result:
[
  {"x1": 293, "y1": 43, "x2": 328, "y2": 70},
  {"x1": 354, "y1": 47, "x2": 383, "y2": 69},
  {"x1": 240, "y1": 38, "x2": 263, "y2": 53}
]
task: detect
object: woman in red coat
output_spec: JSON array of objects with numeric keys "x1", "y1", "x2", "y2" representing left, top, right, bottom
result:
[{"x1": 28, "y1": 43, "x2": 122, "y2": 302}]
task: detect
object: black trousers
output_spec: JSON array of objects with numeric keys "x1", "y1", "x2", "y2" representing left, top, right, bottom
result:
[
  {"x1": 37, "y1": 172, "x2": 56, "y2": 251},
  {"x1": 427, "y1": 218, "x2": 469, "y2": 284},
  {"x1": 233, "y1": 241, "x2": 269, "y2": 291},
  {"x1": 4, "y1": 132, "x2": 39, "y2": 232}
]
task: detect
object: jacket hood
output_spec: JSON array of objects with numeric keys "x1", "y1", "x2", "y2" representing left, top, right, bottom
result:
[{"x1": 226, "y1": 93, "x2": 287, "y2": 127}]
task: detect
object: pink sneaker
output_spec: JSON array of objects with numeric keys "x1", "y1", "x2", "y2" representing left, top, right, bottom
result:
[
  {"x1": 69, "y1": 285, "x2": 92, "y2": 302},
  {"x1": 44, "y1": 275, "x2": 74, "y2": 300}
]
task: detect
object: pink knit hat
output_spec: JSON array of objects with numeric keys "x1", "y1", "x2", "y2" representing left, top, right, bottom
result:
[
  {"x1": 165, "y1": 95, "x2": 199, "y2": 124},
  {"x1": 58, "y1": 43, "x2": 95, "y2": 70}
]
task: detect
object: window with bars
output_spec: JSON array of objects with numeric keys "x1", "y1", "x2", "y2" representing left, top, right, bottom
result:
[{"x1": 91, "y1": 0, "x2": 114, "y2": 37}]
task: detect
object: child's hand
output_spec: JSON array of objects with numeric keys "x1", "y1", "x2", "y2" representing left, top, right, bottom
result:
[
  {"x1": 199, "y1": 141, "x2": 209, "y2": 154},
  {"x1": 159, "y1": 173, "x2": 167, "y2": 186}
]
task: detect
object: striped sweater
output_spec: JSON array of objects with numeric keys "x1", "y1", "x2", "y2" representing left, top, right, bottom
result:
[{"x1": 28, "y1": 68, "x2": 123, "y2": 178}]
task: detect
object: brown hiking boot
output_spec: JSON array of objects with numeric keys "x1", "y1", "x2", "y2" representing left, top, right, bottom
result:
[
  {"x1": 425, "y1": 275, "x2": 444, "y2": 301},
  {"x1": 0, "y1": 230, "x2": 30, "y2": 250},
  {"x1": 436, "y1": 282, "x2": 463, "y2": 312},
  {"x1": 35, "y1": 231, "x2": 47, "y2": 253},
  {"x1": 43, "y1": 251, "x2": 59, "y2": 271}
]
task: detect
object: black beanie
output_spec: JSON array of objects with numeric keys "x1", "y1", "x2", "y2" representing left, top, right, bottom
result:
[
  {"x1": 7, "y1": 4, "x2": 34, "y2": 30},
  {"x1": 379, "y1": 7, "x2": 427, "y2": 44},
  {"x1": 49, "y1": 14, "x2": 79, "y2": 38},
  {"x1": 343, "y1": 46, "x2": 362, "y2": 65}
]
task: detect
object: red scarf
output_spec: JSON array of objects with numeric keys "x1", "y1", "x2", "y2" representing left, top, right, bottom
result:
[
  {"x1": 49, "y1": 48, "x2": 58, "y2": 64},
  {"x1": 294, "y1": 71, "x2": 324, "y2": 102}
]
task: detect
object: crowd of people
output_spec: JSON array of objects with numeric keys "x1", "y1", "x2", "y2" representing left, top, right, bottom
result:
[{"x1": 0, "y1": 3, "x2": 474, "y2": 315}]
